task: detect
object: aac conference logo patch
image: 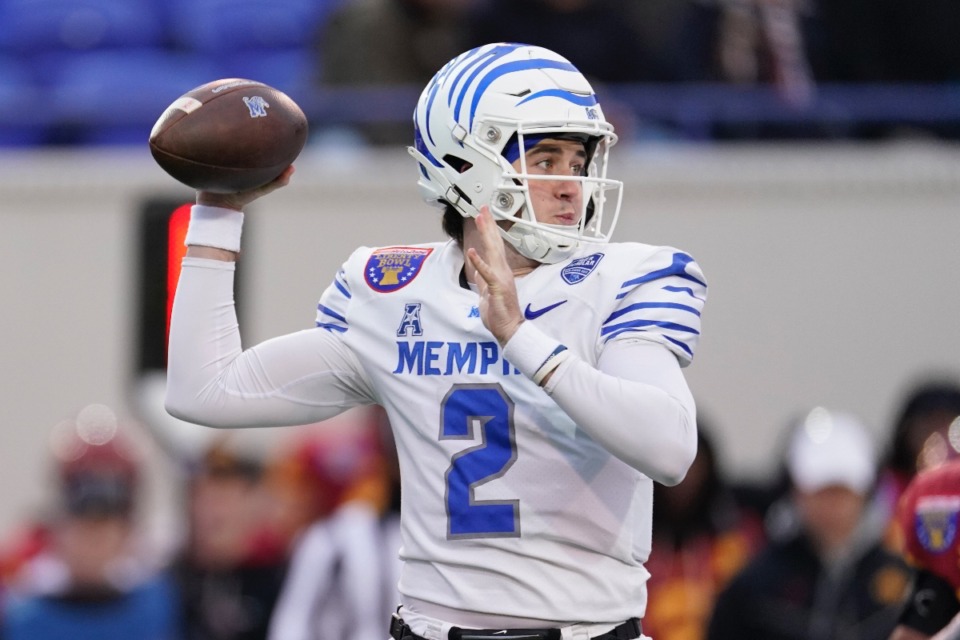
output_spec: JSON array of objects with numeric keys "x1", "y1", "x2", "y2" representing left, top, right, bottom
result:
[{"x1": 365, "y1": 247, "x2": 433, "y2": 293}]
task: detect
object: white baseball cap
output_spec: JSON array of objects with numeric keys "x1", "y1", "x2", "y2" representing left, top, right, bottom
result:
[{"x1": 786, "y1": 407, "x2": 877, "y2": 495}]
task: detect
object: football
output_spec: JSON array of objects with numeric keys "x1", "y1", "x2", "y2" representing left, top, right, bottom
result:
[{"x1": 149, "y1": 78, "x2": 308, "y2": 193}]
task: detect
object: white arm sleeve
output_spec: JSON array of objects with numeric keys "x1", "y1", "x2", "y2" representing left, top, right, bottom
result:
[
  {"x1": 543, "y1": 336, "x2": 698, "y2": 486},
  {"x1": 165, "y1": 257, "x2": 376, "y2": 429}
]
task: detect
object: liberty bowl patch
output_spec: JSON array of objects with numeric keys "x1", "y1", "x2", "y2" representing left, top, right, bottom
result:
[
  {"x1": 562, "y1": 252, "x2": 604, "y2": 284},
  {"x1": 365, "y1": 247, "x2": 433, "y2": 293}
]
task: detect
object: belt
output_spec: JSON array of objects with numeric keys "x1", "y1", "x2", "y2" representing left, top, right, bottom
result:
[{"x1": 389, "y1": 614, "x2": 642, "y2": 640}]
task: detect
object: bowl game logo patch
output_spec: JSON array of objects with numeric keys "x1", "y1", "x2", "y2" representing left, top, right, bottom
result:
[
  {"x1": 914, "y1": 495, "x2": 960, "y2": 553},
  {"x1": 561, "y1": 252, "x2": 604, "y2": 284},
  {"x1": 365, "y1": 247, "x2": 433, "y2": 293}
]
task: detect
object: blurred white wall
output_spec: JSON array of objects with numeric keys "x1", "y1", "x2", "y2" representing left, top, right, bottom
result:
[{"x1": 1, "y1": 141, "x2": 958, "y2": 547}]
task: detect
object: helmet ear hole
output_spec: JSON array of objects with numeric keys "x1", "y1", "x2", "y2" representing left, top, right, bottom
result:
[{"x1": 443, "y1": 155, "x2": 471, "y2": 174}]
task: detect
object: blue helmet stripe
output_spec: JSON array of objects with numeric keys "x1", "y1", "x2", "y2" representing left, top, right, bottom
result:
[
  {"x1": 423, "y1": 82, "x2": 442, "y2": 146},
  {"x1": 516, "y1": 88, "x2": 597, "y2": 107},
  {"x1": 416, "y1": 54, "x2": 460, "y2": 148},
  {"x1": 448, "y1": 44, "x2": 520, "y2": 107},
  {"x1": 414, "y1": 122, "x2": 443, "y2": 167},
  {"x1": 447, "y1": 47, "x2": 496, "y2": 106},
  {"x1": 468, "y1": 59, "x2": 579, "y2": 129},
  {"x1": 451, "y1": 45, "x2": 518, "y2": 124}
]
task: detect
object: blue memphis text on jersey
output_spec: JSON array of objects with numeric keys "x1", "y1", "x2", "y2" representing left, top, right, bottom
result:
[
  {"x1": 394, "y1": 340, "x2": 521, "y2": 376},
  {"x1": 365, "y1": 247, "x2": 433, "y2": 293}
]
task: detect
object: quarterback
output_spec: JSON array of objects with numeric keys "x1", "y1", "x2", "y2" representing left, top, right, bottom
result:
[{"x1": 166, "y1": 43, "x2": 707, "y2": 640}]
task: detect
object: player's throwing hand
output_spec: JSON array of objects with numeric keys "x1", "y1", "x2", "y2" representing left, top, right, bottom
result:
[
  {"x1": 197, "y1": 165, "x2": 295, "y2": 211},
  {"x1": 466, "y1": 206, "x2": 524, "y2": 346}
]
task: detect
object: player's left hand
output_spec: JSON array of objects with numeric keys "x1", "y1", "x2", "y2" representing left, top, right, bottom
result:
[{"x1": 467, "y1": 206, "x2": 524, "y2": 346}]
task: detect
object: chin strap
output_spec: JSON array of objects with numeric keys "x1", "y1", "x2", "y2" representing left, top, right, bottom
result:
[
  {"x1": 503, "y1": 222, "x2": 579, "y2": 265},
  {"x1": 502, "y1": 225, "x2": 549, "y2": 262}
]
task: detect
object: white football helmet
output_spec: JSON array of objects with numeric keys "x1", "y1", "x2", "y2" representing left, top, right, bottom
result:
[{"x1": 408, "y1": 43, "x2": 623, "y2": 264}]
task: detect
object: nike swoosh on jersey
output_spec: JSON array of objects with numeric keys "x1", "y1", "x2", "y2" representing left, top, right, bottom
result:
[{"x1": 523, "y1": 300, "x2": 568, "y2": 319}]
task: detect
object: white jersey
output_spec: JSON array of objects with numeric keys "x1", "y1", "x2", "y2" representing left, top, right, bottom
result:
[
  {"x1": 167, "y1": 232, "x2": 706, "y2": 630},
  {"x1": 313, "y1": 239, "x2": 705, "y2": 625}
]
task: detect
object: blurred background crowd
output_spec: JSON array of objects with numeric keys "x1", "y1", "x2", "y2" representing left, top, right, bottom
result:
[
  {"x1": 0, "y1": 0, "x2": 959, "y2": 147},
  {"x1": 0, "y1": 404, "x2": 402, "y2": 640},
  {"x1": 1, "y1": 378, "x2": 959, "y2": 639},
  {"x1": 1, "y1": 0, "x2": 960, "y2": 638}
]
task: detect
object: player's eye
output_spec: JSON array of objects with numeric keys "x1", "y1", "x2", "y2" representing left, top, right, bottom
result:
[{"x1": 533, "y1": 158, "x2": 554, "y2": 171}]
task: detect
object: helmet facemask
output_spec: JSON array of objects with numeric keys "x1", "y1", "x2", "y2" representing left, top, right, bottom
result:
[{"x1": 482, "y1": 123, "x2": 622, "y2": 264}]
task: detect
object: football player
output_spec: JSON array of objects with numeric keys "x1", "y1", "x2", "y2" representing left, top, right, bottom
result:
[
  {"x1": 890, "y1": 457, "x2": 960, "y2": 640},
  {"x1": 166, "y1": 43, "x2": 707, "y2": 640}
]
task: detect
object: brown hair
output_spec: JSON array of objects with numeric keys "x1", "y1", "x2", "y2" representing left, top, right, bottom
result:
[{"x1": 442, "y1": 203, "x2": 465, "y2": 245}]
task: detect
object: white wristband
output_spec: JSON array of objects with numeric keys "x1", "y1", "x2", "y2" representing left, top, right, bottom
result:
[
  {"x1": 184, "y1": 205, "x2": 244, "y2": 252},
  {"x1": 531, "y1": 346, "x2": 570, "y2": 386}
]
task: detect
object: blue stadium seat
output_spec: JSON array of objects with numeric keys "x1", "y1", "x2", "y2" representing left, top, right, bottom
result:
[
  {"x1": 0, "y1": 0, "x2": 166, "y2": 54},
  {"x1": 215, "y1": 49, "x2": 318, "y2": 104},
  {"x1": 0, "y1": 55, "x2": 47, "y2": 146},
  {"x1": 46, "y1": 50, "x2": 218, "y2": 145},
  {"x1": 165, "y1": 0, "x2": 339, "y2": 53}
]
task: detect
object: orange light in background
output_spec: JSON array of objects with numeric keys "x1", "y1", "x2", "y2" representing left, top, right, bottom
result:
[{"x1": 166, "y1": 204, "x2": 192, "y2": 349}]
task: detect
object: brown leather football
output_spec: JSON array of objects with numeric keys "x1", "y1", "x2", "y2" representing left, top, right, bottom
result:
[{"x1": 149, "y1": 78, "x2": 308, "y2": 193}]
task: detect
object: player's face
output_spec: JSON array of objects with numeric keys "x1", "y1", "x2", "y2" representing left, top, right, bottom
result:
[{"x1": 514, "y1": 139, "x2": 586, "y2": 227}]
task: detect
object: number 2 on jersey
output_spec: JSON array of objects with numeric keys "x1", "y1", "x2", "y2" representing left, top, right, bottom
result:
[{"x1": 440, "y1": 384, "x2": 520, "y2": 538}]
